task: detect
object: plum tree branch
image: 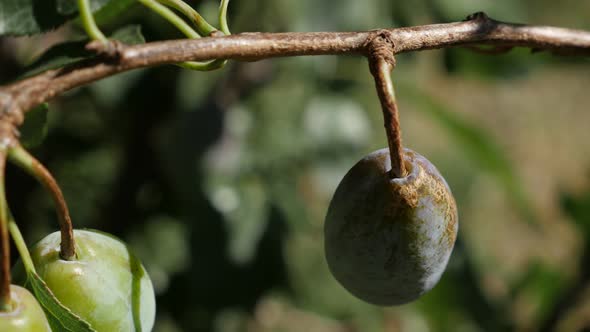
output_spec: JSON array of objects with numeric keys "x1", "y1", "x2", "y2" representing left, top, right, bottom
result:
[{"x1": 0, "y1": 12, "x2": 589, "y2": 129}]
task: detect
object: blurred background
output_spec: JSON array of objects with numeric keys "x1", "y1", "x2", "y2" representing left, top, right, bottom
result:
[{"x1": 1, "y1": 0, "x2": 590, "y2": 331}]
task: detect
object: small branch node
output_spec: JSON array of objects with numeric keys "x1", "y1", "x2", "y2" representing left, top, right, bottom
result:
[
  {"x1": 465, "y1": 11, "x2": 490, "y2": 22},
  {"x1": 86, "y1": 40, "x2": 126, "y2": 60},
  {"x1": 0, "y1": 123, "x2": 18, "y2": 150},
  {"x1": 0, "y1": 92, "x2": 12, "y2": 116},
  {"x1": 366, "y1": 30, "x2": 396, "y2": 70},
  {"x1": 209, "y1": 30, "x2": 226, "y2": 38}
]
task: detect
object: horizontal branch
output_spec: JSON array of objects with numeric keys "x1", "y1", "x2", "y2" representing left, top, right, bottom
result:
[{"x1": 0, "y1": 12, "x2": 589, "y2": 125}]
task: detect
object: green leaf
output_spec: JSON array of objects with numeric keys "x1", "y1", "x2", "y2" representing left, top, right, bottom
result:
[
  {"x1": 21, "y1": 25, "x2": 144, "y2": 78},
  {"x1": 20, "y1": 103, "x2": 48, "y2": 148},
  {"x1": 205, "y1": 175, "x2": 270, "y2": 265},
  {"x1": 91, "y1": 0, "x2": 137, "y2": 28},
  {"x1": 56, "y1": 0, "x2": 79, "y2": 15},
  {"x1": 510, "y1": 262, "x2": 565, "y2": 322},
  {"x1": 57, "y1": 0, "x2": 110, "y2": 15},
  {"x1": 21, "y1": 41, "x2": 92, "y2": 78},
  {"x1": 0, "y1": 0, "x2": 133, "y2": 36},
  {"x1": 560, "y1": 184, "x2": 590, "y2": 238},
  {"x1": 0, "y1": 0, "x2": 68, "y2": 36},
  {"x1": 27, "y1": 271, "x2": 97, "y2": 332},
  {"x1": 67, "y1": 0, "x2": 138, "y2": 30},
  {"x1": 110, "y1": 24, "x2": 145, "y2": 45},
  {"x1": 401, "y1": 85, "x2": 537, "y2": 225}
]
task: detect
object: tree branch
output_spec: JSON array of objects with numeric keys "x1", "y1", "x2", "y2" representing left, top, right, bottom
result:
[{"x1": 0, "y1": 12, "x2": 589, "y2": 126}]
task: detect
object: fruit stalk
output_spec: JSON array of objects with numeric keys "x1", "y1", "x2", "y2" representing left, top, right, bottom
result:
[
  {"x1": 368, "y1": 35, "x2": 406, "y2": 178},
  {"x1": 0, "y1": 153, "x2": 10, "y2": 311},
  {"x1": 156, "y1": 0, "x2": 218, "y2": 36},
  {"x1": 7, "y1": 146, "x2": 76, "y2": 261},
  {"x1": 77, "y1": 0, "x2": 107, "y2": 43},
  {"x1": 8, "y1": 214, "x2": 35, "y2": 275}
]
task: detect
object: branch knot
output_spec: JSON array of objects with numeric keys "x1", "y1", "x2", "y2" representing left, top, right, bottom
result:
[
  {"x1": 465, "y1": 11, "x2": 490, "y2": 22},
  {"x1": 367, "y1": 30, "x2": 396, "y2": 70},
  {"x1": 0, "y1": 92, "x2": 11, "y2": 115},
  {"x1": 86, "y1": 40, "x2": 126, "y2": 60}
]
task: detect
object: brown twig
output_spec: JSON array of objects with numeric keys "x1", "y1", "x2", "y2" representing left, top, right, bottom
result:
[
  {"x1": 367, "y1": 31, "x2": 406, "y2": 179},
  {"x1": 0, "y1": 12, "x2": 588, "y2": 124}
]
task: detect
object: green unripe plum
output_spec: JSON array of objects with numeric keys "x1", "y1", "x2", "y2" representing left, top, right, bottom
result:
[
  {"x1": 0, "y1": 285, "x2": 51, "y2": 331},
  {"x1": 324, "y1": 148, "x2": 458, "y2": 305},
  {"x1": 19, "y1": 229, "x2": 156, "y2": 332}
]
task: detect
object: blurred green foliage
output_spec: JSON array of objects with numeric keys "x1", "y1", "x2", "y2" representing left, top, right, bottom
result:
[{"x1": 1, "y1": 0, "x2": 590, "y2": 331}]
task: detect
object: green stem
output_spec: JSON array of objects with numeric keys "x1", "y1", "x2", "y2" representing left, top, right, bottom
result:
[
  {"x1": 157, "y1": 0, "x2": 218, "y2": 36},
  {"x1": 218, "y1": 0, "x2": 231, "y2": 35},
  {"x1": 138, "y1": 0, "x2": 201, "y2": 39},
  {"x1": 0, "y1": 153, "x2": 10, "y2": 311},
  {"x1": 178, "y1": 59, "x2": 227, "y2": 71},
  {"x1": 7, "y1": 146, "x2": 76, "y2": 261},
  {"x1": 77, "y1": 0, "x2": 108, "y2": 42},
  {"x1": 139, "y1": 0, "x2": 227, "y2": 70},
  {"x1": 7, "y1": 215, "x2": 35, "y2": 275}
]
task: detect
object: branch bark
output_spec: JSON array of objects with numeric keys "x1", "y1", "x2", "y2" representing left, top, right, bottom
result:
[{"x1": 0, "y1": 12, "x2": 589, "y2": 126}]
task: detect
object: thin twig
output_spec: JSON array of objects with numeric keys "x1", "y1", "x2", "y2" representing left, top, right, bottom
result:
[{"x1": 0, "y1": 12, "x2": 589, "y2": 123}]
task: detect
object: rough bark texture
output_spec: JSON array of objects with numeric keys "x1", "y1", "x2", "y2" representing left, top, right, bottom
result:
[{"x1": 0, "y1": 12, "x2": 589, "y2": 126}]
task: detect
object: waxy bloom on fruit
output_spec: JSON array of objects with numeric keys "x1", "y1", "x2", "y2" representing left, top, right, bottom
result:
[
  {"x1": 324, "y1": 148, "x2": 458, "y2": 305},
  {"x1": 0, "y1": 285, "x2": 51, "y2": 331},
  {"x1": 22, "y1": 230, "x2": 156, "y2": 332}
]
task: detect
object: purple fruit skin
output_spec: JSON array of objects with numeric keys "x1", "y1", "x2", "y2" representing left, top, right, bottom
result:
[{"x1": 324, "y1": 148, "x2": 458, "y2": 305}]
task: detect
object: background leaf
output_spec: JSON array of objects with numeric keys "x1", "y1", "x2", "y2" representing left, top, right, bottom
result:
[
  {"x1": 56, "y1": 0, "x2": 111, "y2": 15},
  {"x1": 0, "y1": 0, "x2": 67, "y2": 36},
  {"x1": 21, "y1": 25, "x2": 144, "y2": 78},
  {"x1": 20, "y1": 103, "x2": 48, "y2": 148},
  {"x1": 110, "y1": 24, "x2": 145, "y2": 45},
  {"x1": 400, "y1": 85, "x2": 537, "y2": 225},
  {"x1": 561, "y1": 185, "x2": 590, "y2": 237},
  {"x1": 0, "y1": 0, "x2": 132, "y2": 36}
]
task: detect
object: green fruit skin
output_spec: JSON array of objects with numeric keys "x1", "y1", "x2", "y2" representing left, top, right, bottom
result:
[
  {"x1": 20, "y1": 230, "x2": 156, "y2": 332},
  {"x1": 0, "y1": 285, "x2": 52, "y2": 331},
  {"x1": 324, "y1": 148, "x2": 458, "y2": 305}
]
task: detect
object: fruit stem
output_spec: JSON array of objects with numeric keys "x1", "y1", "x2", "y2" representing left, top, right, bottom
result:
[
  {"x1": 0, "y1": 152, "x2": 11, "y2": 311},
  {"x1": 368, "y1": 35, "x2": 406, "y2": 179},
  {"x1": 156, "y1": 0, "x2": 218, "y2": 36},
  {"x1": 7, "y1": 213, "x2": 36, "y2": 275},
  {"x1": 77, "y1": 0, "x2": 108, "y2": 43},
  {"x1": 7, "y1": 146, "x2": 76, "y2": 261},
  {"x1": 138, "y1": 0, "x2": 228, "y2": 71},
  {"x1": 219, "y1": 0, "x2": 231, "y2": 36}
]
